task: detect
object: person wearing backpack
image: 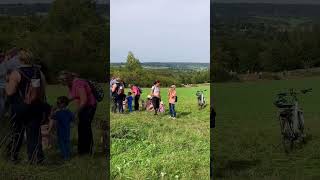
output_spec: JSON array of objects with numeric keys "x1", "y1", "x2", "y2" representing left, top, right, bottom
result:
[
  {"x1": 129, "y1": 84, "x2": 141, "y2": 111},
  {"x1": 116, "y1": 80, "x2": 125, "y2": 113},
  {"x1": 5, "y1": 49, "x2": 46, "y2": 164},
  {"x1": 58, "y1": 71, "x2": 97, "y2": 155}
]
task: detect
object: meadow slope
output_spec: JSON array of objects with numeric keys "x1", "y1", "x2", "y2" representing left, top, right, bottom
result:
[
  {"x1": 111, "y1": 86, "x2": 210, "y2": 179},
  {"x1": 213, "y1": 77, "x2": 320, "y2": 179}
]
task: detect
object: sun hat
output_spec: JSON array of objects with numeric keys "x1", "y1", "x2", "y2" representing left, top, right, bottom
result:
[
  {"x1": 147, "y1": 95, "x2": 152, "y2": 99},
  {"x1": 171, "y1": 85, "x2": 176, "y2": 88}
]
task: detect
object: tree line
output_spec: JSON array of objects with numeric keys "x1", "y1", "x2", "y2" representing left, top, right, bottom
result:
[
  {"x1": 0, "y1": 0, "x2": 108, "y2": 83},
  {"x1": 212, "y1": 18, "x2": 320, "y2": 82},
  {"x1": 111, "y1": 52, "x2": 210, "y2": 87}
]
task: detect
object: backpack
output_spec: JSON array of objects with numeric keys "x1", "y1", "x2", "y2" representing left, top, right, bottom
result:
[
  {"x1": 117, "y1": 83, "x2": 124, "y2": 95},
  {"x1": 137, "y1": 86, "x2": 143, "y2": 94},
  {"x1": 19, "y1": 67, "x2": 44, "y2": 105},
  {"x1": 87, "y1": 80, "x2": 104, "y2": 102}
]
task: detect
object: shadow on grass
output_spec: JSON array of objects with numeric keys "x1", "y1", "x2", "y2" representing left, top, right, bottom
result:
[
  {"x1": 177, "y1": 112, "x2": 192, "y2": 117},
  {"x1": 215, "y1": 159, "x2": 261, "y2": 178}
]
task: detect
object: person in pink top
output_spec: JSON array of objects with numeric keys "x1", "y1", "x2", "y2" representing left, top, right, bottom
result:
[
  {"x1": 129, "y1": 84, "x2": 141, "y2": 111},
  {"x1": 168, "y1": 85, "x2": 177, "y2": 119},
  {"x1": 58, "y1": 71, "x2": 97, "y2": 155}
]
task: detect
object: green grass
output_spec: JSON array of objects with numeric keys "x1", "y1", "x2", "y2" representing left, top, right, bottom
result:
[
  {"x1": 111, "y1": 86, "x2": 210, "y2": 179},
  {"x1": 213, "y1": 77, "x2": 320, "y2": 179},
  {"x1": 0, "y1": 85, "x2": 107, "y2": 180}
]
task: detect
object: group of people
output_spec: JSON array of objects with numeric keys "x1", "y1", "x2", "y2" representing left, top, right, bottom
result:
[
  {"x1": 110, "y1": 77, "x2": 177, "y2": 119},
  {"x1": 0, "y1": 48, "x2": 98, "y2": 164}
]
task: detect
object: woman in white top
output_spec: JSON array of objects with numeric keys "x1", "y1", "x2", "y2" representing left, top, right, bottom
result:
[{"x1": 151, "y1": 80, "x2": 161, "y2": 115}]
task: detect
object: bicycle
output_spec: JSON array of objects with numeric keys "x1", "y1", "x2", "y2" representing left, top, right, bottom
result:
[
  {"x1": 274, "y1": 88, "x2": 312, "y2": 153},
  {"x1": 196, "y1": 90, "x2": 207, "y2": 110}
]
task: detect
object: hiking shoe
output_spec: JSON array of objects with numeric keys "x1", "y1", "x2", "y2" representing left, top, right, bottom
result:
[{"x1": 172, "y1": 117, "x2": 176, "y2": 120}]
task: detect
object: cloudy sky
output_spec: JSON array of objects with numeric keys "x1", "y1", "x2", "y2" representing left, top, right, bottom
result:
[
  {"x1": 111, "y1": 0, "x2": 210, "y2": 63},
  {"x1": 0, "y1": 0, "x2": 108, "y2": 4},
  {"x1": 213, "y1": 0, "x2": 320, "y2": 4}
]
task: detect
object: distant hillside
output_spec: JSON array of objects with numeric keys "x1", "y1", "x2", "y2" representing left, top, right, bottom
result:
[
  {"x1": 0, "y1": 3, "x2": 109, "y2": 16},
  {"x1": 111, "y1": 62, "x2": 209, "y2": 70},
  {"x1": 211, "y1": 3, "x2": 320, "y2": 25}
]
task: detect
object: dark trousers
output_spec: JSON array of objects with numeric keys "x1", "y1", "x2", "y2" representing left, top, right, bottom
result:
[
  {"x1": 152, "y1": 97, "x2": 160, "y2": 114},
  {"x1": 117, "y1": 96, "x2": 124, "y2": 113},
  {"x1": 134, "y1": 95, "x2": 140, "y2": 111},
  {"x1": 169, "y1": 103, "x2": 176, "y2": 117},
  {"x1": 111, "y1": 94, "x2": 117, "y2": 113},
  {"x1": 58, "y1": 135, "x2": 70, "y2": 160},
  {"x1": 78, "y1": 105, "x2": 96, "y2": 155},
  {"x1": 7, "y1": 104, "x2": 44, "y2": 163}
]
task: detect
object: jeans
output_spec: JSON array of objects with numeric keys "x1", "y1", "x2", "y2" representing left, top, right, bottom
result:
[
  {"x1": 169, "y1": 103, "x2": 176, "y2": 117},
  {"x1": 58, "y1": 135, "x2": 70, "y2": 160},
  {"x1": 78, "y1": 105, "x2": 96, "y2": 155},
  {"x1": 134, "y1": 95, "x2": 140, "y2": 111},
  {"x1": 128, "y1": 103, "x2": 132, "y2": 112}
]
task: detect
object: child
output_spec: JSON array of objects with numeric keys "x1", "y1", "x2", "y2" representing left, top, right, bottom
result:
[
  {"x1": 126, "y1": 92, "x2": 133, "y2": 112},
  {"x1": 41, "y1": 103, "x2": 54, "y2": 150},
  {"x1": 159, "y1": 101, "x2": 165, "y2": 113},
  {"x1": 49, "y1": 96, "x2": 74, "y2": 160}
]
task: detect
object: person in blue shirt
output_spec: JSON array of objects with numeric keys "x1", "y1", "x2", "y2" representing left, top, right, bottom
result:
[
  {"x1": 126, "y1": 92, "x2": 133, "y2": 112},
  {"x1": 49, "y1": 96, "x2": 74, "y2": 160}
]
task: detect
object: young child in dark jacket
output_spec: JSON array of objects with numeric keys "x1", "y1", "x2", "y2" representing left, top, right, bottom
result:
[{"x1": 49, "y1": 96, "x2": 74, "y2": 160}]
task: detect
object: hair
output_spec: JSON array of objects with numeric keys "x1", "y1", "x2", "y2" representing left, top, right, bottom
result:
[
  {"x1": 57, "y1": 96, "x2": 70, "y2": 107},
  {"x1": 128, "y1": 92, "x2": 132, "y2": 95},
  {"x1": 58, "y1": 70, "x2": 78, "y2": 83},
  {"x1": 18, "y1": 49, "x2": 33, "y2": 64}
]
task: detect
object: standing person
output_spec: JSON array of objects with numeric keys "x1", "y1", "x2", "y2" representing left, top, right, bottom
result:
[
  {"x1": 109, "y1": 76, "x2": 116, "y2": 97},
  {"x1": 49, "y1": 96, "x2": 74, "y2": 160},
  {"x1": 126, "y1": 92, "x2": 133, "y2": 112},
  {"x1": 151, "y1": 80, "x2": 161, "y2": 115},
  {"x1": 130, "y1": 84, "x2": 141, "y2": 111},
  {"x1": 0, "y1": 48, "x2": 21, "y2": 120},
  {"x1": 116, "y1": 80, "x2": 125, "y2": 113},
  {"x1": 58, "y1": 71, "x2": 97, "y2": 155},
  {"x1": 0, "y1": 51, "x2": 5, "y2": 119},
  {"x1": 5, "y1": 49, "x2": 46, "y2": 163},
  {"x1": 111, "y1": 78, "x2": 120, "y2": 113},
  {"x1": 168, "y1": 85, "x2": 177, "y2": 119}
]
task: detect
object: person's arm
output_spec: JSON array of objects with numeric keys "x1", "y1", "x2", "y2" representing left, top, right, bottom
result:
[{"x1": 5, "y1": 70, "x2": 20, "y2": 96}]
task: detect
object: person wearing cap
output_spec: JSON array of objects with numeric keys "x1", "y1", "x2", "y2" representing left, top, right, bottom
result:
[
  {"x1": 168, "y1": 85, "x2": 177, "y2": 119},
  {"x1": 151, "y1": 80, "x2": 161, "y2": 115},
  {"x1": 58, "y1": 71, "x2": 97, "y2": 155}
]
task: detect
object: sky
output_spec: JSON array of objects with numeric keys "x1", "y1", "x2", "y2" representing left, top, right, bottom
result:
[
  {"x1": 213, "y1": 0, "x2": 320, "y2": 4},
  {"x1": 0, "y1": 0, "x2": 108, "y2": 4},
  {"x1": 111, "y1": 0, "x2": 210, "y2": 63}
]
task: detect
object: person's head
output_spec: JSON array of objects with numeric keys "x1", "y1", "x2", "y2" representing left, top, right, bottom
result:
[
  {"x1": 170, "y1": 85, "x2": 176, "y2": 90},
  {"x1": 58, "y1": 71, "x2": 77, "y2": 87},
  {"x1": 56, "y1": 96, "x2": 70, "y2": 109},
  {"x1": 128, "y1": 92, "x2": 132, "y2": 96},
  {"x1": 18, "y1": 48, "x2": 33, "y2": 65},
  {"x1": 154, "y1": 80, "x2": 160, "y2": 87}
]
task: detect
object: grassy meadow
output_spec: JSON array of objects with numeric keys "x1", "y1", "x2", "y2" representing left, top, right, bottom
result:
[
  {"x1": 111, "y1": 85, "x2": 210, "y2": 179},
  {"x1": 0, "y1": 85, "x2": 107, "y2": 180},
  {"x1": 213, "y1": 76, "x2": 320, "y2": 179}
]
